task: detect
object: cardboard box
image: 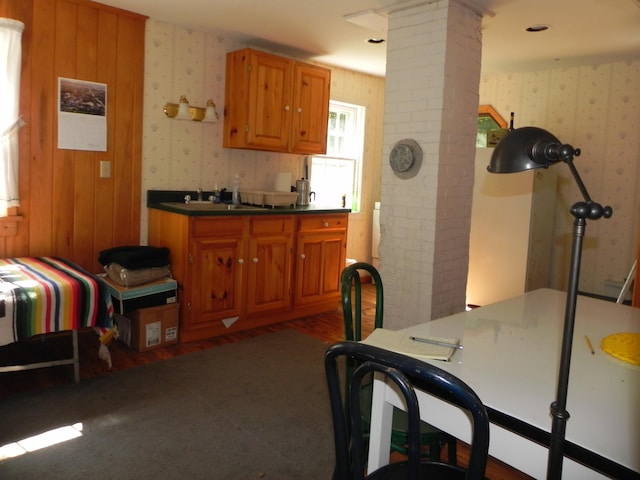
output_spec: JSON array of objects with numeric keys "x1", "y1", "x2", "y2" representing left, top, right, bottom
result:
[
  {"x1": 116, "y1": 303, "x2": 179, "y2": 352},
  {"x1": 102, "y1": 276, "x2": 178, "y2": 314}
]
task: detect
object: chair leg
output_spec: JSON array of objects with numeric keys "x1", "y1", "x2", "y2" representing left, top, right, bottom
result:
[
  {"x1": 447, "y1": 438, "x2": 458, "y2": 465},
  {"x1": 427, "y1": 440, "x2": 441, "y2": 461}
]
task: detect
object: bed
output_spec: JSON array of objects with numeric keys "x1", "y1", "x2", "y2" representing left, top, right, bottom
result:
[{"x1": 0, "y1": 256, "x2": 114, "y2": 382}]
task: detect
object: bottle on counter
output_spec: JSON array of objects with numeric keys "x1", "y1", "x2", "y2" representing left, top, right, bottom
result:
[
  {"x1": 213, "y1": 184, "x2": 221, "y2": 204},
  {"x1": 232, "y1": 174, "x2": 241, "y2": 205}
]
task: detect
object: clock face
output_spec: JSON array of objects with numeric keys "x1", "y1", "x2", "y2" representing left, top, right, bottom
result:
[
  {"x1": 390, "y1": 144, "x2": 414, "y2": 172},
  {"x1": 389, "y1": 139, "x2": 422, "y2": 179}
]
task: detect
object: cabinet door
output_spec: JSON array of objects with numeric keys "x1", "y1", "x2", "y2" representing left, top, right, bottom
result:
[
  {"x1": 294, "y1": 230, "x2": 346, "y2": 306},
  {"x1": 246, "y1": 51, "x2": 292, "y2": 151},
  {"x1": 246, "y1": 232, "x2": 293, "y2": 315},
  {"x1": 188, "y1": 237, "x2": 245, "y2": 331},
  {"x1": 290, "y1": 62, "x2": 330, "y2": 154}
]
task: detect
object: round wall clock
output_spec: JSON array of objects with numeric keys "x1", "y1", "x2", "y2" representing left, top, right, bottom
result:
[{"x1": 389, "y1": 139, "x2": 422, "y2": 179}]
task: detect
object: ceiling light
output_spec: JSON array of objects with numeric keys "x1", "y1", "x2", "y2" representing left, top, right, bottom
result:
[
  {"x1": 343, "y1": 9, "x2": 388, "y2": 33},
  {"x1": 526, "y1": 24, "x2": 550, "y2": 33}
]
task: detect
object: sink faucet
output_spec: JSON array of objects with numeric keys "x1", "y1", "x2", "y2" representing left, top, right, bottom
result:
[{"x1": 196, "y1": 188, "x2": 203, "y2": 201}]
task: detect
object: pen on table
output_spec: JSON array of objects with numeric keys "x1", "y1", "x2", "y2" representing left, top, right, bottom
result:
[
  {"x1": 409, "y1": 336, "x2": 463, "y2": 350},
  {"x1": 584, "y1": 335, "x2": 595, "y2": 355}
]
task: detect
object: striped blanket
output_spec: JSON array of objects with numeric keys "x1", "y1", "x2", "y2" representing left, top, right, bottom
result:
[{"x1": 0, "y1": 257, "x2": 113, "y2": 346}]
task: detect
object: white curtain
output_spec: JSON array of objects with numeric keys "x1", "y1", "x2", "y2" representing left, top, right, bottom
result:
[{"x1": 0, "y1": 18, "x2": 25, "y2": 217}]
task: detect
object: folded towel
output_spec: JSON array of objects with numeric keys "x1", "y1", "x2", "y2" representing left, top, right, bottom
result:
[{"x1": 98, "y1": 246, "x2": 170, "y2": 270}]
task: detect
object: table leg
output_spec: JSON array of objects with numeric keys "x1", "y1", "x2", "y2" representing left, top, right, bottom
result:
[{"x1": 367, "y1": 372, "x2": 395, "y2": 474}]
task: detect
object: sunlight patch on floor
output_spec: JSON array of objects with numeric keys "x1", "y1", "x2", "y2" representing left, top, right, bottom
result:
[{"x1": 0, "y1": 423, "x2": 83, "y2": 460}]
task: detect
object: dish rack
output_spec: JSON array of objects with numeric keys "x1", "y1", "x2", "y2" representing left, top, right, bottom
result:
[{"x1": 241, "y1": 189, "x2": 298, "y2": 207}]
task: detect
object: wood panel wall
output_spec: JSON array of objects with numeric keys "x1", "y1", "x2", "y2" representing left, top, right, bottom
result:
[{"x1": 0, "y1": 0, "x2": 145, "y2": 272}]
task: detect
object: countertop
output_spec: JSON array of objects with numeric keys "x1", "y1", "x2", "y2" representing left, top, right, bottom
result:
[{"x1": 147, "y1": 190, "x2": 351, "y2": 216}]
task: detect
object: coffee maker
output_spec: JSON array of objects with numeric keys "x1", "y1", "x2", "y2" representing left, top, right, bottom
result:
[{"x1": 295, "y1": 178, "x2": 311, "y2": 206}]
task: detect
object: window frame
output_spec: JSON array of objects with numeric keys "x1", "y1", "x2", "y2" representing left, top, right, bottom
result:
[{"x1": 311, "y1": 100, "x2": 365, "y2": 212}]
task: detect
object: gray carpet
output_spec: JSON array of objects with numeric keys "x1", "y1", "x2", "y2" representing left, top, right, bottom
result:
[{"x1": 0, "y1": 329, "x2": 335, "y2": 480}]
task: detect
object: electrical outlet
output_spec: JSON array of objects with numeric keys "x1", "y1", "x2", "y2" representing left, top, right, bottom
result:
[{"x1": 99, "y1": 160, "x2": 111, "y2": 178}]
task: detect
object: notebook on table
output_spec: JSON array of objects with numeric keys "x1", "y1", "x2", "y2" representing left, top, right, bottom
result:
[{"x1": 361, "y1": 328, "x2": 460, "y2": 362}]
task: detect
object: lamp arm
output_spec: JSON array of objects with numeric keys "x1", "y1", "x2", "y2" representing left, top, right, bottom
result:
[
  {"x1": 563, "y1": 154, "x2": 592, "y2": 203},
  {"x1": 562, "y1": 152, "x2": 613, "y2": 221}
]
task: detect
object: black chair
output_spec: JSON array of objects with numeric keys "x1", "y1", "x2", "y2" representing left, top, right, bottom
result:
[
  {"x1": 341, "y1": 262, "x2": 384, "y2": 341},
  {"x1": 325, "y1": 341, "x2": 490, "y2": 480},
  {"x1": 340, "y1": 262, "x2": 457, "y2": 462}
]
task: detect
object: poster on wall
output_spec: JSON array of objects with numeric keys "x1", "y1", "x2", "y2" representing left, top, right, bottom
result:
[{"x1": 57, "y1": 77, "x2": 107, "y2": 151}]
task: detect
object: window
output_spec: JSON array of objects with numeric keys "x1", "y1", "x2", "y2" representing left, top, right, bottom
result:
[
  {"x1": 311, "y1": 101, "x2": 365, "y2": 212},
  {"x1": 0, "y1": 18, "x2": 25, "y2": 217}
]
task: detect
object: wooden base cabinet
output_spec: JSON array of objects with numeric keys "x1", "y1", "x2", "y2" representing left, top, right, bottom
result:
[
  {"x1": 190, "y1": 235, "x2": 245, "y2": 332},
  {"x1": 294, "y1": 214, "x2": 348, "y2": 307},
  {"x1": 245, "y1": 216, "x2": 295, "y2": 316},
  {"x1": 148, "y1": 209, "x2": 348, "y2": 342},
  {"x1": 148, "y1": 213, "x2": 249, "y2": 343}
]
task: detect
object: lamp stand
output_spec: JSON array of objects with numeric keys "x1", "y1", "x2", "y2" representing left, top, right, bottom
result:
[{"x1": 546, "y1": 151, "x2": 612, "y2": 479}]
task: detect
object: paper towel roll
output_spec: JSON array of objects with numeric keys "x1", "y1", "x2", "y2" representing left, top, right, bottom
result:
[{"x1": 275, "y1": 172, "x2": 292, "y2": 192}]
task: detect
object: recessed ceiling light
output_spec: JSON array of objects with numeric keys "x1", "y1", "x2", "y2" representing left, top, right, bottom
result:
[
  {"x1": 526, "y1": 24, "x2": 550, "y2": 33},
  {"x1": 367, "y1": 38, "x2": 385, "y2": 44}
]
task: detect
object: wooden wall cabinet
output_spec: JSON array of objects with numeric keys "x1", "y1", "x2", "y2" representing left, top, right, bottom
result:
[
  {"x1": 294, "y1": 214, "x2": 348, "y2": 307},
  {"x1": 223, "y1": 48, "x2": 331, "y2": 155},
  {"x1": 148, "y1": 209, "x2": 348, "y2": 342}
]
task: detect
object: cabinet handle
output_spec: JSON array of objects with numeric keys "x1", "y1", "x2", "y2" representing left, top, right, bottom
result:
[
  {"x1": 296, "y1": 107, "x2": 302, "y2": 113},
  {"x1": 284, "y1": 105, "x2": 290, "y2": 111},
  {"x1": 300, "y1": 253, "x2": 306, "y2": 260},
  {"x1": 238, "y1": 258, "x2": 244, "y2": 264},
  {"x1": 252, "y1": 257, "x2": 259, "y2": 263},
  {"x1": 323, "y1": 222, "x2": 329, "y2": 227}
]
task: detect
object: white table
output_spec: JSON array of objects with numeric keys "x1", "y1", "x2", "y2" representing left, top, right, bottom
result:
[{"x1": 365, "y1": 289, "x2": 640, "y2": 479}]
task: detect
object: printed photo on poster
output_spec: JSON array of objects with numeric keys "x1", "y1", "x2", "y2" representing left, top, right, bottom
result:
[{"x1": 57, "y1": 77, "x2": 107, "y2": 151}]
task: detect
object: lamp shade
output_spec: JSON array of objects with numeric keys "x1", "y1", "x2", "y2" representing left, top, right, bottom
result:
[
  {"x1": 203, "y1": 99, "x2": 218, "y2": 122},
  {"x1": 175, "y1": 95, "x2": 191, "y2": 120},
  {"x1": 488, "y1": 126, "x2": 562, "y2": 173}
]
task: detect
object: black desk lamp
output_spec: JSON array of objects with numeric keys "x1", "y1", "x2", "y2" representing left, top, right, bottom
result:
[{"x1": 488, "y1": 126, "x2": 612, "y2": 479}]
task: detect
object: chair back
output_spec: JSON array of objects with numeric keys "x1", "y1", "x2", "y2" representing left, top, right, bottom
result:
[
  {"x1": 341, "y1": 262, "x2": 383, "y2": 341},
  {"x1": 325, "y1": 341, "x2": 490, "y2": 480}
]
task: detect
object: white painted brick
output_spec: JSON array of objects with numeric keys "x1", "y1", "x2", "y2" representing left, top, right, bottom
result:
[{"x1": 381, "y1": 0, "x2": 482, "y2": 327}]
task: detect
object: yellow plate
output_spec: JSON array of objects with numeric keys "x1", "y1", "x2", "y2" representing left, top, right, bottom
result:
[{"x1": 601, "y1": 333, "x2": 640, "y2": 366}]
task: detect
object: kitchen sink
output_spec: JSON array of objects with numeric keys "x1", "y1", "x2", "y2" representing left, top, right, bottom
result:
[{"x1": 160, "y1": 202, "x2": 265, "y2": 211}]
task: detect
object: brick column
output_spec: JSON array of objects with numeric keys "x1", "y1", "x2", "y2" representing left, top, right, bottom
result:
[{"x1": 380, "y1": 0, "x2": 483, "y2": 327}]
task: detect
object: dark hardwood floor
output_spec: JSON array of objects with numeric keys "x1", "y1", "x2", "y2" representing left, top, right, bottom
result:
[{"x1": 0, "y1": 284, "x2": 531, "y2": 480}]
